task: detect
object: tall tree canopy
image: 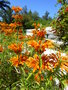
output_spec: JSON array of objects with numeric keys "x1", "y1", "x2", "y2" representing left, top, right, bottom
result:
[
  {"x1": 0, "y1": 0, "x2": 10, "y2": 11},
  {"x1": 42, "y1": 11, "x2": 49, "y2": 20}
]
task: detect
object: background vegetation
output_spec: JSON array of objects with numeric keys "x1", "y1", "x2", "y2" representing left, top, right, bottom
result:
[{"x1": 0, "y1": 0, "x2": 52, "y2": 29}]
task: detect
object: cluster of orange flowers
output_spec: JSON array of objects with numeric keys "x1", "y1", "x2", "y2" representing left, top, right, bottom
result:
[
  {"x1": 0, "y1": 22, "x2": 23, "y2": 40},
  {"x1": 8, "y1": 42, "x2": 29, "y2": 67},
  {"x1": 0, "y1": 22, "x2": 14, "y2": 36},
  {"x1": 9, "y1": 22, "x2": 22, "y2": 28},
  {"x1": 26, "y1": 53, "x2": 59, "y2": 73},
  {"x1": 8, "y1": 42, "x2": 23, "y2": 54},
  {"x1": 37, "y1": 30, "x2": 46, "y2": 38},
  {"x1": 59, "y1": 53, "x2": 68, "y2": 73},
  {"x1": 11, "y1": 6, "x2": 23, "y2": 27},
  {"x1": 34, "y1": 73, "x2": 44, "y2": 82},
  {"x1": 33, "y1": 23, "x2": 40, "y2": 30},
  {"x1": 10, "y1": 55, "x2": 28, "y2": 67},
  {"x1": 0, "y1": 6, "x2": 68, "y2": 83},
  {"x1": 5, "y1": 29, "x2": 13, "y2": 36},
  {"x1": 32, "y1": 27, "x2": 46, "y2": 39},
  {"x1": 26, "y1": 54, "x2": 39, "y2": 72},
  {"x1": 9, "y1": 23, "x2": 17, "y2": 28},
  {"x1": 27, "y1": 40, "x2": 54, "y2": 53},
  {"x1": 12, "y1": 6, "x2": 22, "y2": 13},
  {"x1": 12, "y1": 14, "x2": 23, "y2": 20},
  {"x1": 41, "y1": 53, "x2": 59, "y2": 71}
]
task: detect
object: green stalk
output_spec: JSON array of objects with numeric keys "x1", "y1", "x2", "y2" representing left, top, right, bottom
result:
[
  {"x1": 39, "y1": 55, "x2": 42, "y2": 83},
  {"x1": 17, "y1": 28, "x2": 19, "y2": 42},
  {"x1": 39, "y1": 55, "x2": 42, "y2": 69},
  {"x1": 0, "y1": 30, "x2": 2, "y2": 44},
  {"x1": 26, "y1": 73, "x2": 33, "y2": 81},
  {"x1": 21, "y1": 67, "x2": 26, "y2": 78},
  {"x1": 2, "y1": 51, "x2": 4, "y2": 62}
]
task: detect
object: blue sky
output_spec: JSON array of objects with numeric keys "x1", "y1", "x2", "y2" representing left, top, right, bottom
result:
[{"x1": 9, "y1": 0, "x2": 61, "y2": 18}]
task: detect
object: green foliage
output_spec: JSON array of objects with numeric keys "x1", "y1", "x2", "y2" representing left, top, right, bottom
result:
[
  {"x1": 0, "y1": 50, "x2": 20, "y2": 90},
  {"x1": 22, "y1": 14, "x2": 34, "y2": 29},
  {"x1": 22, "y1": 6, "x2": 52, "y2": 29},
  {"x1": 51, "y1": 4, "x2": 68, "y2": 46},
  {"x1": 57, "y1": 0, "x2": 68, "y2": 5},
  {"x1": 0, "y1": 8, "x2": 13, "y2": 23},
  {"x1": 0, "y1": 5, "x2": 52, "y2": 29}
]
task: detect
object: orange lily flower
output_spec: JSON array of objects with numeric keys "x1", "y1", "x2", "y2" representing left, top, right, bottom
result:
[
  {"x1": 12, "y1": 14, "x2": 23, "y2": 20},
  {"x1": 8, "y1": 42, "x2": 23, "y2": 54},
  {"x1": 37, "y1": 30, "x2": 46, "y2": 38},
  {"x1": 41, "y1": 40, "x2": 54, "y2": 49},
  {"x1": 10, "y1": 54, "x2": 28, "y2": 67},
  {"x1": 27, "y1": 40, "x2": 54, "y2": 53},
  {"x1": 60, "y1": 55, "x2": 68, "y2": 72},
  {"x1": 10, "y1": 56, "x2": 19, "y2": 67},
  {"x1": 26, "y1": 54, "x2": 39, "y2": 72},
  {"x1": 41, "y1": 53, "x2": 59, "y2": 71},
  {"x1": 4, "y1": 29, "x2": 13, "y2": 36}
]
